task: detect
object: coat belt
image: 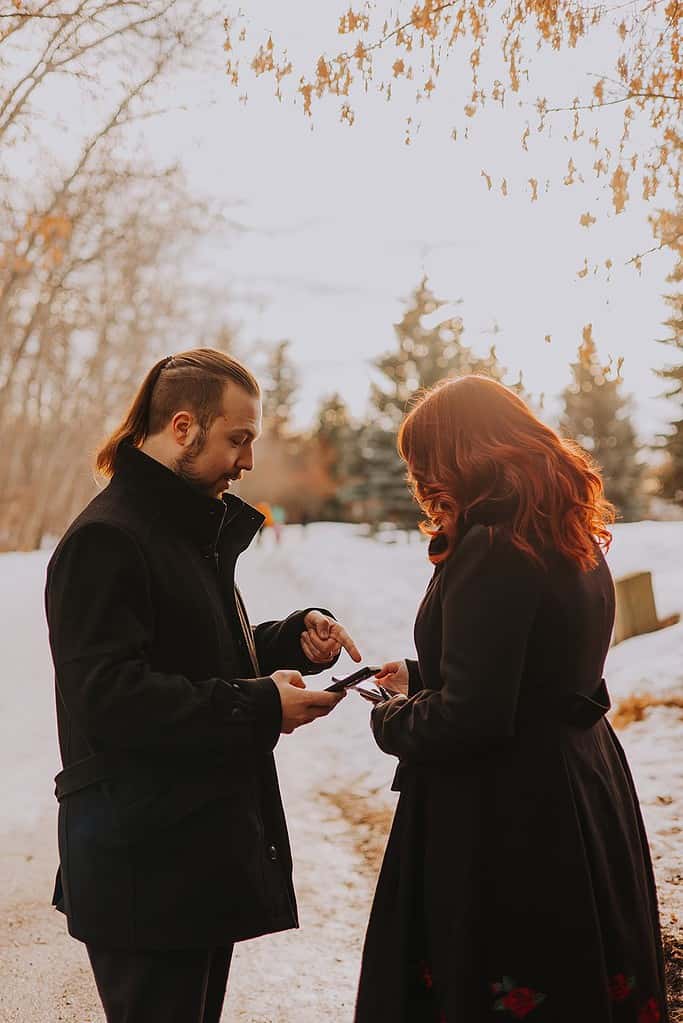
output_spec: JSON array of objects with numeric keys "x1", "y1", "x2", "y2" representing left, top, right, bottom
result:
[
  {"x1": 54, "y1": 750, "x2": 152, "y2": 800},
  {"x1": 389, "y1": 678, "x2": 612, "y2": 792},
  {"x1": 54, "y1": 748, "x2": 234, "y2": 801}
]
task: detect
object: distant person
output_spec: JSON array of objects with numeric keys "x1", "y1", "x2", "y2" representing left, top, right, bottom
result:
[
  {"x1": 356, "y1": 376, "x2": 670, "y2": 1023},
  {"x1": 45, "y1": 349, "x2": 361, "y2": 1023},
  {"x1": 254, "y1": 499, "x2": 274, "y2": 544},
  {"x1": 272, "y1": 504, "x2": 286, "y2": 545}
]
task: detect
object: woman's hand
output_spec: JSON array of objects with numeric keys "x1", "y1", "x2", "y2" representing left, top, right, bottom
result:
[{"x1": 374, "y1": 660, "x2": 410, "y2": 697}]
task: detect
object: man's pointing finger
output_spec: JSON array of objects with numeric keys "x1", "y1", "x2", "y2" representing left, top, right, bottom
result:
[{"x1": 330, "y1": 623, "x2": 361, "y2": 663}]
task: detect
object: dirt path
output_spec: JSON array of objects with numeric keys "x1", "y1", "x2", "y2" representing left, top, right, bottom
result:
[
  {"x1": 0, "y1": 811, "x2": 100, "y2": 1022},
  {"x1": 0, "y1": 728, "x2": 389, "y2": 1023}
]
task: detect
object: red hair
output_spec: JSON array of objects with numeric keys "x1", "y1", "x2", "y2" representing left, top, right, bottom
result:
[{"x1": 398, "y1": 375, "x2": 615, "y2": 571}]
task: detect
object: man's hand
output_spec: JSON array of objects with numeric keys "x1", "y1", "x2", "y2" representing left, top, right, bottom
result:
[
  {"x1": 374, "y1": 660, "x2": 410, "y2": 697},
  {"x1": 272, "y1": 669, "x2": 345, "y2": 734},
  {"x1": 301, "y1": 611, "x2": 361, "y2": 665}
]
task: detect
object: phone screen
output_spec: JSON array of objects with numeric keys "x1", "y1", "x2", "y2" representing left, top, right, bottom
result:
[{"x1": 324, "y1": 666, "x2": 381, "y2": 693}]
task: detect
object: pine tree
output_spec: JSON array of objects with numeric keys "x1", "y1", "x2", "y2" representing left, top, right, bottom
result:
[
  {"x1": 362, "y1": 276, "x2": 512, "y2": 531},
  {"x1": 313, "y1": 392, "x2": 359, "y2": 519},
  {"x1": 656, "y1": 241, "x2": 683, "y2": 505},
  {"x1": 315, "y1": 392, "x2": 353, "y2": 458},
  {"x1": 371, "y1": 276, "x2": 507, "y2": 427},
  {"x1": 560, "y1": 325, "x2": 644, "y2": 521},
  {"x1": 262, "y1": 340, "x2": 298, "y2": 438}
]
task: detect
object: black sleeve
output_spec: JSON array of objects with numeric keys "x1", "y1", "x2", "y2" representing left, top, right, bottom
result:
[
  {"x1": 253, "y1": 608, "x2": 340, "y2": 677},
  {"x1": 370, "y1": 525, "x2": 542, "y2": 762},
  {"x1": 46, "y1": 523, "x2": 281, "y2": 756},
  {"x1": 406, "y1": 659, "x2": 423, "y2": 693}
]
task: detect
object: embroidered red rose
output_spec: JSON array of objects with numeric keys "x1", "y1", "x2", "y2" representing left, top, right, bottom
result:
[
  {"x1": 492, "y1": 977, "x2": 545, "y2": 1017},
  {"x1": 502, "y1": 988, "x2": 540, "y2": 1019},
  {"x1": 419, "y1": 961, "x2": 433, "y2": 990},
  {"x1": 637, "y1": 998, "x2": 661, "y2": 1023},
  {"x1": 609, "y1": 974, "x2": 635, "y2": 1002}
]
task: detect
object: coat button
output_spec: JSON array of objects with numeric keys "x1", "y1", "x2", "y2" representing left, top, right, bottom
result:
[
  {"x1": 231, "y1": 707, "x2": 242, "y2": 719},
  {"x1": 267, "y1": 844, "x2": 278, "y2": 862}
]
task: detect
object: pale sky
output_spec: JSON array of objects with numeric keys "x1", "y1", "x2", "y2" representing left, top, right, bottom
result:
[{"x1": 32, "y1": 1, "x2": 683, "y2": 441}]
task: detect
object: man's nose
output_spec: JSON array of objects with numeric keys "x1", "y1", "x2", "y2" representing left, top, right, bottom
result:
[{"x1": 238, "y1": 445, "x2": 254, "y2": 472}]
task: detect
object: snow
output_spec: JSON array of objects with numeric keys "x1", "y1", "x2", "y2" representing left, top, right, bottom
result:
[
  {"x1": 0, "y1": 520, "x2": 681, "y2": 1021},
  {"x1": 0, "y1": 551, "x2": 57, "y2": 833}
]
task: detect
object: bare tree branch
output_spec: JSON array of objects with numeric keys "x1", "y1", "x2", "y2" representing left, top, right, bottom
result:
[{"x1": 545, "y1": 91, "x2": 681, "y2": 113}]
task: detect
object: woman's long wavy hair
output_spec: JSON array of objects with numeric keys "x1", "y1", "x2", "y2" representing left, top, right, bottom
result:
[{"x1": 398, "y1": 375, "x2": 615, "y2": 571}]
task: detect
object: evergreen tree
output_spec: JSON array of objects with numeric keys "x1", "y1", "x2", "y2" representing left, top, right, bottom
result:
[
  {"x1": 315, "y1": 392, "x2": 353, "y2": 459},
  {"x1": 362, "y1": 276, "x2": 512, "y2": 531},
  {"x1": 313, "y1": 392, "x2": 359, "y2": 519},
  {"x1": 371, "y1": 276, "x2": 506, "y2": 426},
  {"x1": 262, "y1": 340, "x2": 298, "y2": 438},
  {"x1": 655, "y1": 241, "x2": 683, "y2": 505},
  {"x1": 560, "y1": 325, "x2": 644, "y2": 521}
]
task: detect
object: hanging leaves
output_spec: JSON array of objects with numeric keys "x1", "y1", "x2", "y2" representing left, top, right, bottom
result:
[
  {"x1": 579, "y1": 323, "x2": 597, "y2": 366},
  {"x1": 338, "y1": 8, "x2": 371, "y2": 35},
  {"x1": 610, "y1": 165, "x2": 630, "y2": 214},
  {"x1": 224, "y1": 0, "x2": 682, "y2": 242}
]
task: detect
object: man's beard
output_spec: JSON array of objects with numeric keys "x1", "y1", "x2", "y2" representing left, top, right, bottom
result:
[{"x1": 174, "y1": 432, "x2": 217, "y2": 495}]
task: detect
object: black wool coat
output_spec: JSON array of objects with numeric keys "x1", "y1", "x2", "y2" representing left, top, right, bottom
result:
[
  {"x1": 45, "y1": 444, "x2": 338, "y2": 950},
  {"x1": 356, "y1": 512, "x2": 669, "y2": 1023}
]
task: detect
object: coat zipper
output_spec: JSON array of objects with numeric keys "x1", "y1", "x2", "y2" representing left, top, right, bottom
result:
[
  {"x1": 208, "y1": 505, "x2": 261, "y2": 677},
  {"x1": 209, "y1": 509, "x2": 271, "y2": 878}
]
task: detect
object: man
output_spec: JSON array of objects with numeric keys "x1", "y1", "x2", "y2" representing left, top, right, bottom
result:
[{"x1": 45, "y1": 348, "x2": 361, "y2": 1022}]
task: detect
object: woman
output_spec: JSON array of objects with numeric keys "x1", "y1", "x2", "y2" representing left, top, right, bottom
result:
[{"x1": 355, "y1": 376, "x2": 669, "y2": 1023}]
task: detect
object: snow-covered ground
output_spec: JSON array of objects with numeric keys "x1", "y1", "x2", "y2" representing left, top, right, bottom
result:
[{"x1": 0, "y1": 522, "x2": 681, "y2": 1021}]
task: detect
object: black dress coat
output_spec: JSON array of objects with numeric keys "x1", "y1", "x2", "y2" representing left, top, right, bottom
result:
[
  {"x1": 45, "y1": 444, "x2": 338, "y2": 950},
  {"x1": 356, "y1": 511, "x2": 669, "y2": 1023}
]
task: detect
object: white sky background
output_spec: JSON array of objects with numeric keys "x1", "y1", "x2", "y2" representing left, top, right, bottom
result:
[{"x1": 26, "y1": 0, "x2": 682, "y2": 441}]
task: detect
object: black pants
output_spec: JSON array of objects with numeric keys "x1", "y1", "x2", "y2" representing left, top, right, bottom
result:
[{"x1": 86, "y1": 943, "x2": 234, "y2": 1023}]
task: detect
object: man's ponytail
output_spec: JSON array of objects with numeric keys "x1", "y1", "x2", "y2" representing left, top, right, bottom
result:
[{"x1": 95, "y1": 357, "x2": 169, "y2": 478}]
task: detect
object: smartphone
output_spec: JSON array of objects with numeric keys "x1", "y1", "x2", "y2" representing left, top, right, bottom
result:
[
  {"x1": 354, "y1": 683, "x2": 393, "y2": 704},
  {"x1": 324, "y1": 665, "x2": 382, "y2": 693}
]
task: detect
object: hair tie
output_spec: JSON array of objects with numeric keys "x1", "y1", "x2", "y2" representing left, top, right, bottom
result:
[{"x1": 164, "y1": 355, "x2": 176, "y2": 369}]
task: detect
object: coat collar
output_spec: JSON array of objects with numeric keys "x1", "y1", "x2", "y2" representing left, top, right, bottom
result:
[
  {"x1": 112, "y1": 443, "x2": 265, "y2": 553},
  {"x1": 462, "y1": 494, "x2": 520, "y2": 528},
  {"x1": 428, "y1": 495, "x2": 519, "y2": 559}
]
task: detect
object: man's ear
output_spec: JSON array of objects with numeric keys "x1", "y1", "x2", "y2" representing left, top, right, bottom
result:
[{"x1": 170, "y1": 411, "x2": 194, "y2": 446}]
